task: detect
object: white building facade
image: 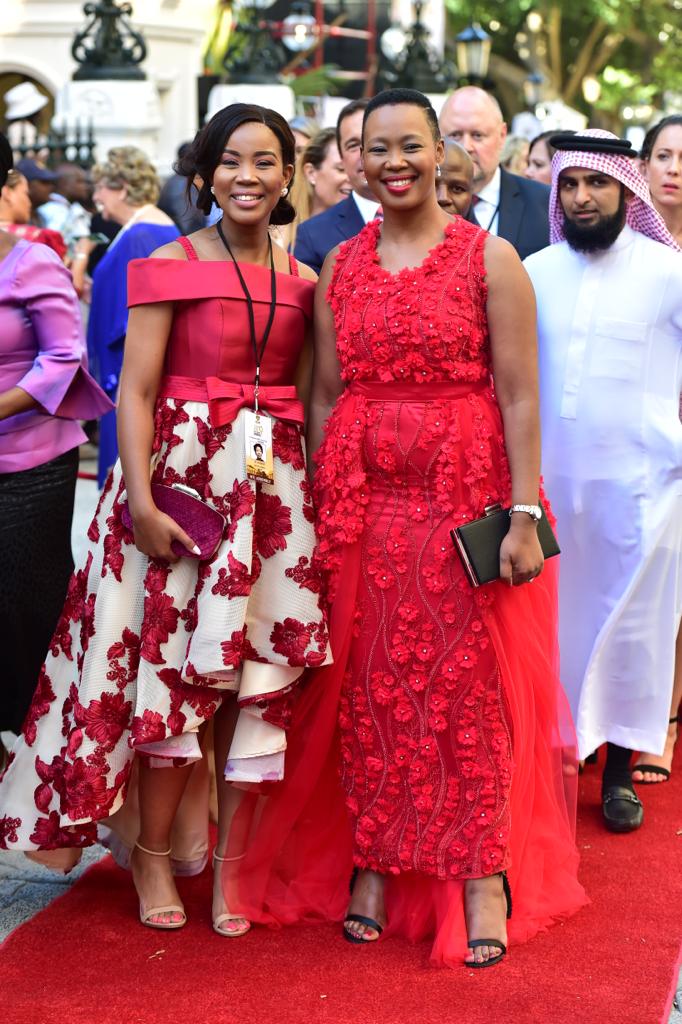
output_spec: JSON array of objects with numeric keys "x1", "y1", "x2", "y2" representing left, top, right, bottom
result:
[{"x1": 1, "y1": 0, "x2": 216, "y2": 170}]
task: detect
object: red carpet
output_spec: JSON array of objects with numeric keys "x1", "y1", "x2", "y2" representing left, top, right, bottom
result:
[{"x1": 3, "y1": 747, "x2": 681, "y2": 1024}]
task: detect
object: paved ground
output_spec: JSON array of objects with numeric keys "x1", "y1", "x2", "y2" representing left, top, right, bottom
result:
[{"x1": 1, "y1": 446, "x2": 681, "y2": 1020}]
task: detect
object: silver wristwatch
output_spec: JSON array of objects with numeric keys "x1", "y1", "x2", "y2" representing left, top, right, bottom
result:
[{"x1": 509, "y1": 503, "x2": 542, "y2": 522}]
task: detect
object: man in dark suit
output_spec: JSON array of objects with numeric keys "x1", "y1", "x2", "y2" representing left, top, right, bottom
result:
[
  {"x1": 439, "y1": 86, "x2": 550, "y2": 260},
  {"x1": 294, "y1": 99, "x2": 380, "y2": 274}
]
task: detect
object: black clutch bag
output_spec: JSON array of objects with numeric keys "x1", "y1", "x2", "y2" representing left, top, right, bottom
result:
[{"x1": 450, "y1": 502, "x2": 560, "y2": 587}]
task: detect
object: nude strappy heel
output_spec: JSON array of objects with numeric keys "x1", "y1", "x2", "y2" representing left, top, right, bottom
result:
[
  {"x1": 212, "y1": 851, "x2": 251, "y2": 937},
  {"x1": 133, "y1": 841, "x2": 187, "y2": 930}
]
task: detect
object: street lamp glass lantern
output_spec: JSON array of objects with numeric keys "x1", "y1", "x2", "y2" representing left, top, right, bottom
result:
[
  {"x1": 281, "y1": 11, "x2": 317, "y2": 51},
  {"x1": 523, "y1": 72, "x2": 544, "y2": 108},
  {"x1": 455, "y1": 23, "x2": 492, "y2": 80},
  {"x1": 233, "y1": 0, "x2": 275, "y2": 9},
  {"x1": 380, "y1": 23, "x2": 408, "y2": 61}
]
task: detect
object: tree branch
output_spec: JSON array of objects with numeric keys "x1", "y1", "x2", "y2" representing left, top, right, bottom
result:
[
  {"x1": 587, "y1": 32, "x2": 625, "y2": 78},
  {"x1": 547, "y1": 4, "x2": 563, "y2": 93},
  {"x1": 564, "y1": 17, "x2": 607, "y2": 105}
]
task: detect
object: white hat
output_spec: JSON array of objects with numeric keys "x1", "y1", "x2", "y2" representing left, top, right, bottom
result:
[{"x1": 4, "y1": 82, "x2": 49, "y2": 122}]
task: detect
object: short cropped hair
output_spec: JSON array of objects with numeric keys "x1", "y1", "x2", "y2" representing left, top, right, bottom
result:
[
  {"x1": 362, "y1": 89, "x2": 440, "y2": 144},
  {"x1": 336, "y1": 98, "x2": 369, "y2": 151}
]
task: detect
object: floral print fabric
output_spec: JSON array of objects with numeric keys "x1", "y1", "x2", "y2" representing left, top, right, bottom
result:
[{"x1": 0, "y1": 398, "x2": 328, "y2": 850}]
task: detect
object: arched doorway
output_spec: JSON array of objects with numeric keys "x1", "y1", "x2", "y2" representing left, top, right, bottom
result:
[{"x1": 0, "y1": 72, "x2": 54, "y2": 134}]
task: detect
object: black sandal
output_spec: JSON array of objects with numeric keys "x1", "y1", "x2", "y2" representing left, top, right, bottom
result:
[
  {"x1": 343, "y1": 868, "x2": 384, "y2": 944},
  {"x1": 632, "y1": 716, "x2": 679, "y2": 785},
  {"x1": 466, "y1": 872, "x2": 512, "y2": 969},
  {"x1": 343, "y1": 913, "x2": 384, "y2": 944}
]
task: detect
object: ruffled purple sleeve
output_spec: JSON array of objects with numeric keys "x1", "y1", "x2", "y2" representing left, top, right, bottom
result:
[
  {"x1": 13, "y1": 243, "x2": 83, "y2": 412},
  {"x1": 12, "y1": 243, "x2": 111, "y2": 419}
]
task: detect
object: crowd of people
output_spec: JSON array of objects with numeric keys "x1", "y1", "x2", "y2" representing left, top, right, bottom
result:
[{"x1": 0, "y1": 85, "x2": 680, "y2": 971}]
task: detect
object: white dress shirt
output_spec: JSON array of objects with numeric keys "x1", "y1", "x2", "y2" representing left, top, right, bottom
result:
[
  {"x1": 472, "y1": 167, "x2": 501, "y2": 235},
  {"x1": 352, "y1": 191, "x2": 381, "y2": 223}
]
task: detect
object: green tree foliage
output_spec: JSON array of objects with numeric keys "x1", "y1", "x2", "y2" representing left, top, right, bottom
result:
[{"x1": 445, "y1": 0, "x2": 682, "y2": 117}]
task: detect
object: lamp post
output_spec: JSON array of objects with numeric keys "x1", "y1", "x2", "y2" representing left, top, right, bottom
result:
[
  {"x1": 379, "y1": 0, "x2": 453, "y2": 93},
  {"x1": 223, "y1": 0, "x2": 288, "y2": 84},
  {"x1": 71, "y1": 0, "x2": 147, "y2": 80},
  {"x1": 523, "y1": 71, "x2": 544, "y2": 110},
  {"x1": 281, "y1": 0, "x2": 318, "y2": 53},
  {"x1": 454, "y1": 22, "x2": 491, "y2": 84}
]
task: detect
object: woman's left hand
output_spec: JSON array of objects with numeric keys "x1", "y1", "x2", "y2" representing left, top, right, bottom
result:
[{"x1": 499, "y1": 516, "x2": 544, "y2": 586}]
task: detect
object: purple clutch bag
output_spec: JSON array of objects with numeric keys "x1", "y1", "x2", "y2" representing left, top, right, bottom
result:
[{"x1": 121, "y1": 483, "x2": 226, "y2": 560}]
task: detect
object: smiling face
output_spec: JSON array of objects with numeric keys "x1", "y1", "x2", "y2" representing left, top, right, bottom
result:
[
  {"x1": 211, "y1": 121, "x2": 293, "y2": 224},
  {"x1": 92, "y1": 180, "x2": 126, "y2": 222},
  {"x1": 338, "y1": 109, "x2": 370, "y2": 197},
  {"x1": 304, "y1": 139, "x2": 350, "y2": 211},
  {"x1": 642, "y1": 124, "x2": 682, "y2": 212},
  {"x1": 362, "y1": 103, "x2": 444, "y2": 212}
]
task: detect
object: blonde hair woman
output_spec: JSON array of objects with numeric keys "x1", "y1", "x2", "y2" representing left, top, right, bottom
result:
[
  {"x1": 87, "y1": 147, "x2": 178, "y2": 485},
  {"x1": 286, "y1": 129, "x2": 350, "y2": 251}
]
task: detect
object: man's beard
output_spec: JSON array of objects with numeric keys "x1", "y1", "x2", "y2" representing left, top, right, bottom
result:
[{"x1": 563, "y1": 191, "x2": 626, "y2": 253}]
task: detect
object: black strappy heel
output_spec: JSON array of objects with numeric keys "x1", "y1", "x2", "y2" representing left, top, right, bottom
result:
[
  {"x1": 343, "y1": 867, "x2": 385, "y2": 945},
  {"x1": 466, "y1": 872, "x2": 512, "y2": 969},
  {"x1": 633, "y1": 715, "x2": 679, "y2": 784}
]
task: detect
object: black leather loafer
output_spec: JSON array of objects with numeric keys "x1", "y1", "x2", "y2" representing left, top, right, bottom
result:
[{"x1": 602, "y1": 785, "x2": 644, "y2": 832}]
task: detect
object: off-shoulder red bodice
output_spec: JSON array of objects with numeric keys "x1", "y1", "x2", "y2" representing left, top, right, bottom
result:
[{"x1": 127, "y1": 253, "x2": 314, "y2": 385}]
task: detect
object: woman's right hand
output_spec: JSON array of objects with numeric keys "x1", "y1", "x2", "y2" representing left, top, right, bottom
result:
[{"x1": 130, "y1": 507, "x2": 199, "y2": 562}]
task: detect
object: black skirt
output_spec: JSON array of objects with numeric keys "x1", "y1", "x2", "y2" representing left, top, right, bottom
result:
[{"x1": 0, "y1": 446, "x2": 79, "y2": 733}]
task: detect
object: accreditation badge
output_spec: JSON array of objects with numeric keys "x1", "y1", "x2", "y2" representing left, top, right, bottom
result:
[{"x1": 244, "y1": 409, "x2": 274, "y2": 484}]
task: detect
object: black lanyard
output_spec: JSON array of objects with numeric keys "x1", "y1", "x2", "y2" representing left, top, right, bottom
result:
[{"x1": 216, "y1": 221, "x2": 277, "y2": 408}]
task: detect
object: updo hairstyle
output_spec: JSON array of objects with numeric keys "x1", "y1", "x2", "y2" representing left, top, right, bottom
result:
[
  {"x1": 177, "y1": 103, "x2": 296, "y2": 225},
  {"x1": 640, "y1": 115, "x2": 682, "y2": 161},
  {"x1": 92, "y1": 146, "x2": 160, "y2": 206}
]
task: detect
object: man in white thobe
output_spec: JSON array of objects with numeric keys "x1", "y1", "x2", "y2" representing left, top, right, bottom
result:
[{"x1": 524, "y1": 130, "x2": 682, "y2": 833}]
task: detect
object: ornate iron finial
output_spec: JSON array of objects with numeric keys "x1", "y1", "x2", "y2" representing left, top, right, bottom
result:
[
  {"x1": 223, "y1": 4, "x2": 288, "y2": 85},
  {"x1": 382, "y1": 0, "x2": 455, "y2": 94},
  {"x1": 72, "y1": 0, "x2": 147, "y2": 81}
]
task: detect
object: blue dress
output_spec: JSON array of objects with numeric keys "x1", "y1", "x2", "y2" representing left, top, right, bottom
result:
[{"x1": 87, "y1": 221, "x2": 178, "y2": 485}]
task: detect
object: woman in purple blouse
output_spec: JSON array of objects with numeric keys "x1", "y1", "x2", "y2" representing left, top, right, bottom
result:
[{"x1": 0, "y1": 134, "x2": 112, "y2": 769}]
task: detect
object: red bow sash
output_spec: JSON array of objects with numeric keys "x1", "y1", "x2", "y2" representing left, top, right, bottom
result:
[{"x1": 158, "y1": 375, "x2": 305, "y2": 429}]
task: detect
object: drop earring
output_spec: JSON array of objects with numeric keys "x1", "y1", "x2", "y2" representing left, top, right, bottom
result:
[
  {"x1": 210, "y1": 185, "x2": 215, "y2": 195},
  {"x1": 436, "y1": 164, "x2": 442, "y2": 179},
  {"x1": 281, "y1": 187, "x2": 289, "y2": 197}
]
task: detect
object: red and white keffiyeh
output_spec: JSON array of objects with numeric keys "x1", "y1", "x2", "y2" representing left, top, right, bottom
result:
[{"x1": 549, "y1": 129, "x2": 680, "y2": 251}]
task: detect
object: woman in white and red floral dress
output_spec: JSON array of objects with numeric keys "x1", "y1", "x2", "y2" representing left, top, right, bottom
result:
[{"x1": 0, "y1": 104, "x2": 329, "y2": 934}]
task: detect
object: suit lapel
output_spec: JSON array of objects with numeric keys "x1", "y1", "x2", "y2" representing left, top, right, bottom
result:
[
  {"x1": 497, "y1": 168, "x2": 523, "y2": 248},
  {"x1": 337, "y1": 194, "x2": 365, "y2": 237}
]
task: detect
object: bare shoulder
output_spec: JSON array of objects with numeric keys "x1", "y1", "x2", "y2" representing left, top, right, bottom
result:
[
  {"x1": 295, "y1": 260, "x2": 318, "y2": 283},
  {"x1": 149, "y1": 239, "x2": 188, "y2": 261},
  {"x1": 320, "y1": 243, "x2": 342, "y2": 278},
  {"x1": 483, "y1": 233, "x2": 520, "y2": 271}
]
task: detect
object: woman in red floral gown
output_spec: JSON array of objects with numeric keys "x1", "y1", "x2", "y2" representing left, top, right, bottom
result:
[
  {"x1": 234, "y1": 89, "x2": 586, "y2": 967},
  {"x1": 0, "y1": 105, "x2": 329, "y2": 934}
]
